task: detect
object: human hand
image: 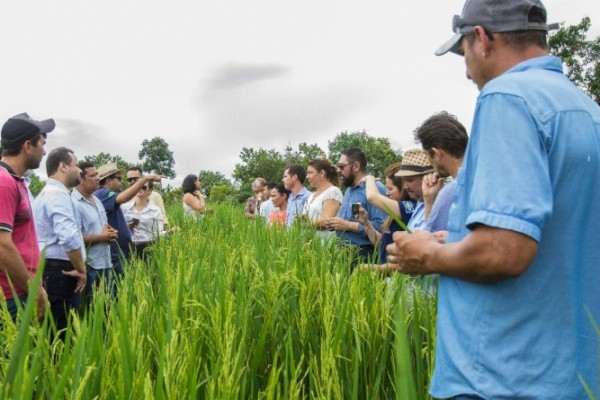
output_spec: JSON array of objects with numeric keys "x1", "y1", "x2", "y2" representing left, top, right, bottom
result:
[
  {"x1": 62, "y1": 269, "x2": 87, "y2": 293},
  {"x1": 145, "y1": 174, "x2": 165, "y2": 182},
  {"x1": 102, "y1": 224, "x2": 118, "y2": 242},
  {"x1": 36, "y1": 286, "x2": 49, "y2": 321},
  {"x1": 356, "y1": 205, "x2": 368, "y2": 225},
  {"x1": 385, "y1": 230, "x2": 441, "y2": 275},
  {"x1": 325, "y1": 217, "x2": 348, "y2": 232},
  {"x1": 422, "y1": 172, "x2": 445, "y2": 203}
]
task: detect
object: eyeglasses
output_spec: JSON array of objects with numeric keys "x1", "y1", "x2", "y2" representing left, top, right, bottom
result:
[
  {"x1": 127, "y1": 177, "x2": 139, "y2": 183},
  {"x1": 337, "y1": 163, "x2": 352, "y2": 169}
]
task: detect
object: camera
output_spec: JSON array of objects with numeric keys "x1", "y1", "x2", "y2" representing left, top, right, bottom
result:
[{"x1": 351, "y1": 202, "x2": 361, "y2": 216}]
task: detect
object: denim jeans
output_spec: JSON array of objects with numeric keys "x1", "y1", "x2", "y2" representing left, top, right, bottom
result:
[
  {"x1": 83, "y1": 267, "x2": 115, "y2": 306},
  {"x1": 43, "y1": 259, "x2": 78, "y2": 333},
  {"x1": 5, "y1": 294, "x2": 28, "y2": 322}
]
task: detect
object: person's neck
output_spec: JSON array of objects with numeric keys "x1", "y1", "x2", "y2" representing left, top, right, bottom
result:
[
  {"x1": 291, "y1": 184, "x2": 304, "y2": 195},
  {"x1": 353, "y1": 172, "x2": 367, "y2": 187},
  {"x1": 279, "y1": 202, "x2": 288, "y2": 212},
  {"x1": 0, "y1": 156, "x2": 27, "y2": 177},
  {"x1": 49, "y1": 174, "x2": 70, "y2": 188},
  {"x1": 136, "y1": 198, "x2": 149, "y2": 209},
  {"x1": 314, "y1": 181, "x2": 332, "y2": 194},
  {"x1": 75, "y1": 186, "x2": 94, "y2": 200},
  {"x1": 449, "y1": 157, "x2": 463, "y2": 179},
  {"x1": 486, "y1": 46, "x2": 548, "y2": 86}
]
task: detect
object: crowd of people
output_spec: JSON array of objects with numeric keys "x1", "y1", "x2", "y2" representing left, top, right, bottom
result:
[{"x1": 1, "y1": 0, "x2": 599, "y2": 397}]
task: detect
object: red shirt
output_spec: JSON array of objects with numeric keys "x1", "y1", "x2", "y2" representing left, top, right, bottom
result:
[
  {"x1": 268, "y1": 209, "x2": 287, "y2": 226},
  {"x1": 0, "y1": 162, "x2": 40, "y2": 299}
]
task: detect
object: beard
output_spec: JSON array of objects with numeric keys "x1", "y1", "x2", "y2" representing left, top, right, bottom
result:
[{"x1": 342, "y1": 172, "x2": 355, "y2": 188}]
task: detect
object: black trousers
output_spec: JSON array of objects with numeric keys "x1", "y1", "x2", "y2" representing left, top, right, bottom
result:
[{"x1": 43, "y1": 259, "x2": 78, "y2": 333}]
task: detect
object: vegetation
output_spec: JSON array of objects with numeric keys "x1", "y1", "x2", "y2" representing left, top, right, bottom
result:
[
  {"x1": 139, "y1": 137, "x2": 176, "y2": 178},
  {"x1": 549, "y1": 17, "x2": 600, "y2": 104},
  {"x1": 0, "y1": 205, "x2": 437, "y2": 399}
]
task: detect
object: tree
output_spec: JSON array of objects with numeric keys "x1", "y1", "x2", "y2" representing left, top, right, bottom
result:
[
  {"x1": 282, "y1": 142, "x2": 327, "y2": 165},
  {"x1": 327, "y1": 130, "x2": 399, "y2": 179},
  {"x1": 198, "y1": 170, "x2": 233, "y2": 198},
  {"x1": 210, "y1": 183, "x2": 236, "y2": 203},
  {"x1": 549, "y1": 17, "x2": 600, "y2": 104},
  {"x1": 232, "y1": 147, "x2": 287, "y2": 186},
  {"x1": 81, "y1": 152, "x2": 137, "y2": 171},
  {"x1": 27, "y1": 172, "x2": 46, "y2": 197},
  {"x1": 138, "y1": 136, "x2": 176, "y2": 178}
]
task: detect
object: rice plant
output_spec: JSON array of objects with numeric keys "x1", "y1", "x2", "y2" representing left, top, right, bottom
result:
[{"x1": 0, "y1": 204, "x2": 437, "y2": 399}]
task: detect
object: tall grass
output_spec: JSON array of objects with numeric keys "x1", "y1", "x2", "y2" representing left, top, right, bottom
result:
[{"x1": 0, "y1": 205, "x2": 437, "y2": 399}]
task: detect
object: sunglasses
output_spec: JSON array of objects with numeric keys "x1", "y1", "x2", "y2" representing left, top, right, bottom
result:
[
  {"x1": 141, "y1": 186, "x2": 149, "y2": 191},
  {"x1": 127, "y1": 177, "x2": 139, "y2": 183}
]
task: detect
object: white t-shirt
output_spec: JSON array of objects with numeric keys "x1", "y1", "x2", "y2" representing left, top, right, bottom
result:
[{"x1": 303, "y1": 185, "x2": 343, "y2": 239}]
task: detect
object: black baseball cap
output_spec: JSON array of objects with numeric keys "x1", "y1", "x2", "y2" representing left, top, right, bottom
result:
[{"x1": 1, "y1": 112, "x2": 55, "y2": 150}]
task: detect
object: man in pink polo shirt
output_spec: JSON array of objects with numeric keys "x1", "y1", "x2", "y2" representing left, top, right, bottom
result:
[{"x1": 0, "y1": 112, "x2": 54, "y2": 321}]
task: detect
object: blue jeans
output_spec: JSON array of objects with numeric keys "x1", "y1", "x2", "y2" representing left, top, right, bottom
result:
[
  {"x1": 5, "y1": 294, "x2": 28, "y2": 322},
  {"x1": 83, "y1": 267, "x2": 115, "y2": 306}
]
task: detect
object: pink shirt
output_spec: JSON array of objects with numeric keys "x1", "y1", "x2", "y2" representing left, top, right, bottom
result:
[{"x1": 0, "y1": 164, "x2": 40, "y2": 299}]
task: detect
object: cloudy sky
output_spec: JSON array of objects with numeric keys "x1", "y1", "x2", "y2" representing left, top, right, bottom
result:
[{"x1": 2, "y1": 0, "x2": 598, "y2": 184}]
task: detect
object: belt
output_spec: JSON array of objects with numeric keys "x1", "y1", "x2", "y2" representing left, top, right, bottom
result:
[{"x1": 45, "y1": 258, "x2": 75, "y2": 269}]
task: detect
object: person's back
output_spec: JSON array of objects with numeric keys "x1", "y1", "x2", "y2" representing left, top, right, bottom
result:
[{"x1": 435, "y1": 56, "x2": 600, "y2": 398}]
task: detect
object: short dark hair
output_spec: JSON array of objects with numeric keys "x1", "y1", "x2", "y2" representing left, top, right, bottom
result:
[
  {"x1": 46, "y1": 147, "x2": 75, "y2": 176},
  {"x1": 78, "y1": 161, "x2": 95, "y2": 178},
  {"x1": 182, "y1": 174, "x2": 198, "y2": 194},
  {"x1": 265, "y1": 181, "x2": 277, "y2": 190},
  {"x1": 499, "y1": 7, "x2": 548, "y2": 50},
  {"x1": 285, "y1": 164, "x2": 306, "y2": 184},
  {"x1": 273, "y1": 183, "x2": 291, "y2": 200},
  {"x1": 128, "y1": 166, "x2": 143, "y2": 174},
  {"x1": 341, "y1": 148, "x2": 367, "y2": 172},
  {"x1": 1, "y1": 133, "x2": 45, "y2": 157},
  {"x1": 413, "y1": 111, "x2": 468, "y2": 159}
]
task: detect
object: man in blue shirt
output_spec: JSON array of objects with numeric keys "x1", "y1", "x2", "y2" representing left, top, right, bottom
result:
[
  {"x1": 282, "y1": 164, "x2": 311, "y2": 226},
  {"x1": 72, "y1": 162, "x2": 118, "y2": 304},
  {"x1": 387, "y1": 0, "x2": 600, "y2": 398},
  {"x1": 95, "y1": 164, "x2": 162, "y2": 276},
  {"x1": 412, "y1": 111, "x2": 468, "y2": 232},
  {"x1": 33, "y1": 147, "x2": 87, "y2": 333},
  {"x1": 326, "y1": 148, "x2": 387, "y2": 263}
]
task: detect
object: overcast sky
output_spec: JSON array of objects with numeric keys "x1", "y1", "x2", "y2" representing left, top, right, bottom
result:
[{"x1": 2, "y1": 0, "x2": 598, "y2": 184}]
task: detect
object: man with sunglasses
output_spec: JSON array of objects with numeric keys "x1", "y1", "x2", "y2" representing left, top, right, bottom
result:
[
  {"x1": 95, "y1": 164, "x2": 162, "y2": 276},
  {"x1": 325, "y1": 148, "x2": 386, "y2": 264},
  {"x1": 387, "y1": 0, "x2": 600, "y2": 398}
]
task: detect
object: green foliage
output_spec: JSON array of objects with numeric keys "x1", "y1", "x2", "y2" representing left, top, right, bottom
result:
[
  {"x1": 210, "y1": 183, "x2": 236, "y2": 203},
  {"x1": 0, "y1": 206, "x2": 437, "y2": 399},
  {"x1": 198, "y1": 170, "x2": 232, "y2": 199},
  {"x1": 549, "y1": 17, "x2": 600, "y2": 104},
  {"x1": 26, "y1": 172, "x2": 45, "y2": 197},
  {"x1": 327, "y1": 130, "x2": 400, "y2": 179},
  {"x1": 282, "y1": 142, "x2": 327, "y2": 166},
  {"x1": 81, "y1": 152, "x2": 137, "y2": 171},
  {"x1": 138, "y1": 136, "x2": 176, "y2": 178}
]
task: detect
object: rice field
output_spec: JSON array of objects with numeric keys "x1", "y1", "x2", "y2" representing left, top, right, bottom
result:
[{"x1": 0, "y1": 205, "x2": 437, "y2": 399}]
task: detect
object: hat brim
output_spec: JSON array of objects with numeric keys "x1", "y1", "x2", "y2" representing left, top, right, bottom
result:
[
  {"x1": 395, "y1": 168, "x2": 435, "y2": 177},
  {"x1": 99, "y1": 168, "x2": 125, "y2": 181},
  {"x1": 435, "y1": 32, "x2": 463, "y2": 56},
  {"x1": 37, "y1": 118, "x2": 56, "y2": 134}
]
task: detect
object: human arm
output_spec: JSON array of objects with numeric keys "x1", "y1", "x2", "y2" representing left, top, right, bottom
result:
[
  {"x1": 116, "y1": 174, "x2": 163, "y2": 205},
  {"x1": 313, "y1": 198, "x2": 341, "y2": 229},
  {"x1": 82, "y1": 224, "x2": 118, "y2": 245},
  {"x1": 184, "y1": 192, "x2": 206, "y2": 213},
  {"x1": 364, "y1": 176, "x2": 400, "y2": 216},
  {"x1": 385, "y1": 225, "x2": 537, "y2": 283},
  {"x1": 62, "y1": 248, "x2": 87, "y2": 293},
  {"x1": 355, "y1": 205, "x2": 380, "y2": 245},
  {"x1": 422, "y1": 172, "x2": 445, "y2": 222},
  {"x1": 0, "y1": 231, "x2": 49, "y2": 319}
]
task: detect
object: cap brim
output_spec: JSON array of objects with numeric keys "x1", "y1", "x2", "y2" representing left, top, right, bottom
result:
[
  {"x1": 395, "y1": 168, "x2": 435, "y2": 177},
  {"x1": 37, "y1": 119, "x2": 56, "y2": 134},
  {"x1": 435, "y1": 32, "x2": 463, "y2": 56}
]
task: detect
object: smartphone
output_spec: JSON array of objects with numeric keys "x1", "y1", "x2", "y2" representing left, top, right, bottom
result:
[
  {"x1": 352, "y1": 202, "x2": 360, "y2": 216},
  {"x1": 131, "y1": 218, "x2": 140, "y2": 227}
]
